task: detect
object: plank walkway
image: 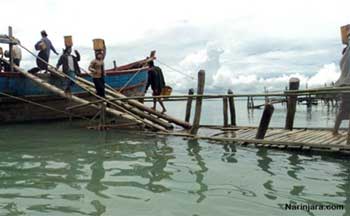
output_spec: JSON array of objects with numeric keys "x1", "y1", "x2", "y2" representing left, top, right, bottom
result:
[{"x1": 163, "y1": 127, "x2": 350, "y2": 154}]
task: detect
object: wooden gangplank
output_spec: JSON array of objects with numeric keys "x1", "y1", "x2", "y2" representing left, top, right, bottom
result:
[{"x1": 163, "y1": 127, "x2": 350, "y2": 153}]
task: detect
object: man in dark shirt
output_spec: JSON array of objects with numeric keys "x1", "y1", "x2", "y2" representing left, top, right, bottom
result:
[
  {"x1": 35, "y1": 30, "x2": 59, "y2": 66},
  {"x1": 146, "y1": 60, "x2": 167, "y2": 113}
]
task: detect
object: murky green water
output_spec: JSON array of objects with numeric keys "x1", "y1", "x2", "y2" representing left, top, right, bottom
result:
[{"x1": 0, "y1": 100, "x2": 349, "y2": 215}]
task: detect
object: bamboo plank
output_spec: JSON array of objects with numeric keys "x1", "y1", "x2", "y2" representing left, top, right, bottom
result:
[{"x1": 272, "y1": 129, "x2": 306, "y2": 141}]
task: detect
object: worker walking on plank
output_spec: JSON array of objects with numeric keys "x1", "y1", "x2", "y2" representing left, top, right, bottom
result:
[
  {"x1": 56, "y1": 47, "x2": 81, "y2": 95},
  {"x1": 146, "y1": 60, "x2": 167, "y2": 113},
  {"x1": 89, "y1": 51, "x2": 105, "y2": 97},
  {"x1": 35, "y1": 30, "x2": 59, "y2": 64}
]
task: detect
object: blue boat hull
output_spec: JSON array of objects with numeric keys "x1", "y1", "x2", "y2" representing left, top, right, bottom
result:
[
  {"x1": 0, "y1": 69, "x2": 148, "y2": 97},
  {"x1": 0, "y1": 69, "x2": 148, "y2": 123}
]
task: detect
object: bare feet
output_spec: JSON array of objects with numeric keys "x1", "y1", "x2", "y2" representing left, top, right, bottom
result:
[
  {"x1": 161, "y1": 109, "x2": 167, "y2": 113},
  {"x1": 151, "y1": 107, "x2": 156, "y2": 110},
  {"x1": 332, "y1": 131, "x2": 339, "y2": 136}
]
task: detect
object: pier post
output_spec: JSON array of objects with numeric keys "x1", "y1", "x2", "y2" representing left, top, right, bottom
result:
[
  {"x1": 285, "y1": 78, "x2": 300, "y2": 130},
  {"x1": 113, "y1": 60, "x2": 117, "y2": 70},
  {"x1": 190, "y1": 70, "x2": 205, "y2": 135},
  {"x1": 227, "y1": 89, "x2": 236, "y2": 126},
  {"x1": 223, "y1": 96, "x2": 228, "y2": 127},
  {"x1": 185, "y1": 88, "x2": 194, "y2": 122},
  {"x1": 256, "y1": 103, "x2": 274, "y2": 139}
]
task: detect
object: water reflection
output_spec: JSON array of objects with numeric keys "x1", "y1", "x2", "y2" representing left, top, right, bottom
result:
[
  {"x1": 336, "y1": 161, "x2": 350, "y2": 216},
  {"x1": 256, "y1": 148, "x2": 274, "y2": 176},
  {"x1": 187, "y1": 139, "x2": 208, "y2": 203},
  {"x1": 287, "y1": 154, "x2": 304, "y2": 180},
  {"x1": 222, "y1": 144, "x2": 237, "y2": 163},
  {"x1": 0, "y1": 123, "x2": 349, "y2": 215}
]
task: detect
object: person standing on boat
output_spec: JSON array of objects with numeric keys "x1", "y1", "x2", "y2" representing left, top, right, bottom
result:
[
  {"x1": 89, "y1": 51, "x2": 105, "y2": 97},
  {"x1": 146, "y1": 60, "x2": 167, "y2": 113},
  {"x1": 35, "y1": 30, "x2": 59, "y2": 65},
  {"x1": 333, "y1": 32, "x2": 350, "y2": 135},
  {"x1": 56, "y1": 47, "x2": 81, "y2": 94}
]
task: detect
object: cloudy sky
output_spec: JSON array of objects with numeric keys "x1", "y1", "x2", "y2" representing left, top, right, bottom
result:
[{"x1": 1, "y1": 0, "x2": 350, "y2": 92}]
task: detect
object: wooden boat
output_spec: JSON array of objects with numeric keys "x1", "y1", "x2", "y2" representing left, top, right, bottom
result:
[{"x1": 0, "y1": 59, "x2": 150, "y2": 123}]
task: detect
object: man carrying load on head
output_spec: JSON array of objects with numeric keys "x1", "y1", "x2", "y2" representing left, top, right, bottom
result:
[
  {"x1": 56, "y1": 47, "x2": 81, "y2": 95},
  {"x1": 89, "y1": 51, "x2": 105, "y2": 98}
]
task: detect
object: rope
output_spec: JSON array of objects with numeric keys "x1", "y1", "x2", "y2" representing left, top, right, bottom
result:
[
  {"x1": 118, "y1": 68, "x2": 143, "y2": 93},
  {"x1": 0, "y1": 91, "x2": 89, "y2": 120},
  {"x1": 155, "y1": 59, "x2": 195, "y2": 80}
]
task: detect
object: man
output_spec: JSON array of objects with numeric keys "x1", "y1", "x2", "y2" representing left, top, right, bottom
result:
[
  {"x1": 35, "y1": 30, "x2": 59, "y2": 65},
  {"x1": 146, "y1": 60, "x2": 167, "y2": 113},
  {"x1": 333, "y1": 32, "x2": 350, "y2": 135},
  {"x1": 89, "y1": 51, "x2": 105, "y2": 97},
  {"x1": 56, "y1": 47, "x2": 81, "y2": 94}
]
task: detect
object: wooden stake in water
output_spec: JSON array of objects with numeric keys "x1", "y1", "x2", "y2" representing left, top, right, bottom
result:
[
  {"x1": 256, "y1": 104, "x2": 274, "y2": 139},
  {"x1": 285, "y1": 78, "x2": 300, "y2": 130},
  {"x1": 223, "y1": 96, "x2": 228, "y2": 127},
  {"x1": 185, "y1": 88, "x2": 194, "y2": 122},
  {"x1": 227, "y1": 89, "x2": 236, "y2": 126},
  {"x1": 190, "y1": 70, "x2": 205, "y2": 135}
]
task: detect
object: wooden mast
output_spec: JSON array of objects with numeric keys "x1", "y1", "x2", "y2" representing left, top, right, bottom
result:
[{"x1": 8, "y1": 26, "x2": 13, "y2": 72}]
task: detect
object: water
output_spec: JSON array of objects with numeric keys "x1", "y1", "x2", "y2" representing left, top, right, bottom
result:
[{"x1": 0, "y1": 100, "x2": 349, "y2": 215}]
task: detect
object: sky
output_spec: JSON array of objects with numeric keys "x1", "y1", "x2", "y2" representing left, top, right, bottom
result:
[{"x1": 1, "y1": 0, "x2": 350, "y2": 93}]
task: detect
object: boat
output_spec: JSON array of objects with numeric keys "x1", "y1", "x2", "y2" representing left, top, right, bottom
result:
[
  {"x1": 0, "y1": 32, "x2": 151, "y2": 123},
  {"x1": 0, "y1": 60, "x2": 150, "y2": 123}
]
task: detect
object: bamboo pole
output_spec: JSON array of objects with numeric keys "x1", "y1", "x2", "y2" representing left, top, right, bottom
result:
[
  {"x1": 185, "y1": 88, "x2": 194, "y2": 122},
  {"x1": 190, "y1": 70, "x2": 205, "y2": 135},
  {"x1": 285, "y1": 78, "x2": 300, "y2": 130},
  {"x1": 77, "y1": 76, "x2": 191, "y2": 129},
  {"x1": 256, "y1": 104, "x2": 274, "y2": 139},
  {"x1": 223, "y1": 96, "x2": 228, "y2": 127},
  {"x1": 227, "y1": 89, "x2": 236, "y2": 126},
  {"x1": 7, "y1": 61, "x2": 157, "y2": 130}
]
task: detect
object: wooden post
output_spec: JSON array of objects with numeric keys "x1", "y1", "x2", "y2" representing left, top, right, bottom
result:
[
  {"x1": 8, "y1": 26, "x2": 13, "y2": 72},
  {"x1": 285, "y1": 78, "x2": 300, "y2": 130},
  {"x1": 227, "y1": 89, "x2": 236, "y2": 126},
  {"x1": 113, "y1": 60, "x2": 117, "y2": 70},
  {"x1": 256, "y1": 104, "x2": 274, "y2": 139},
  {"x1": 190, "y1": 70, "x2": 205, "y2": 135},
  {"x1": 185, "y1": 88, "x2": 194, "y2": 122},
  {"x1": 223, "y1": 96, "x2": 228, "y2": 127}
]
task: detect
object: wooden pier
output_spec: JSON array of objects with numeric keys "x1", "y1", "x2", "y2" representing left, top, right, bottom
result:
[{"x1": 159, "y1": 126, "x2": 350, "y2": 154}]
